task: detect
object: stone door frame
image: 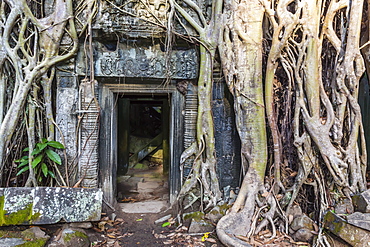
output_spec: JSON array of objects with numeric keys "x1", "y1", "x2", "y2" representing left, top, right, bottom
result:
[{"x1": 98, "y1": 82, "x2": 184, "y2": 207}]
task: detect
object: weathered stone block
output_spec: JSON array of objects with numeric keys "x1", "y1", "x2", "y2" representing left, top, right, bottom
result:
[
  {"x1": 1, "y1": 187, "x2": 35, "y2": 225},
  {"x1": 58, "y1": 188, "x2": 102, "y2": 222},
  {"x1": 33, "y1": 187, "x2": 66, "y2": 224},
  {"x1": 76, "y1": 42, "x2": 198, "y2": 80},
  {"x1": 335, "y1": 198, "x2": 354, "y2": 214},
  {"x1": 188, "y1": 219, "x2": 214, "y2": 234},
  {"x1": 352, "y1": 189, "x2": 370, "y2": 213},
  {"x1": 290, "y1": 214, "x2": 315, "y2": 231},
  {"x1": 0, "y1": 187, "x2": 103, "y2": 226},
  {"x1": 347, "y1": 212, "x2": 370, "y2": 231},
  {"x1": 61, "y1": 228, "x2": 90, "y2": 247},
  {"x1": 324, "y1": 211, "x2": 370, "y2": 246}
]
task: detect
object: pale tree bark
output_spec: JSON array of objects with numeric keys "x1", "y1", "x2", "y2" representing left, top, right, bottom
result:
[
  {"x1": 216, "y1": 0, "x2": 367, "y2": 245},
  {"x1": 170, "y1": 0, "x2": 223, "y2": 209},
  {"x1": 217, "y1": 1, "x2": 269, "y2": 245},
  {"x1": 0, "y1": 0, "x2": 97, "y2": 185}
]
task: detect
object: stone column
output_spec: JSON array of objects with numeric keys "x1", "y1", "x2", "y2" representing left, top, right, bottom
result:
[
  {"x1": 56, "y1": 69, "x2": 79, "y2": 186},
  {"x1": 78, "y1": 80, "x2": 99, "y2": 188}
]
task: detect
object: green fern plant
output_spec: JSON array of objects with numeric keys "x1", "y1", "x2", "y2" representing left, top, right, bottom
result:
[{"x1": 15, "y1": 138, "x2": 64, "y2": 181}]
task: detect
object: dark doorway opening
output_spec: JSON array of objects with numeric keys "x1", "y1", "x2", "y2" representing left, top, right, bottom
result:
[{"x1": 116, "y1": 94, "x2": 170, "y2": 202}]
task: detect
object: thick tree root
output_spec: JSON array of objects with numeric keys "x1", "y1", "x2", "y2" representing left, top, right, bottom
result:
[{"x1": 216, "y1": 212, "x2": 253, "y2": 247}]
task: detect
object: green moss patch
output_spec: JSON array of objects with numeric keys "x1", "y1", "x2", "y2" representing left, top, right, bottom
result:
[
  {"x1": 16, "y1": 238, "x2": 48, "y2": 247},
  {"x1": 183, "y1": 211, "x2": 205, "y2": 221},
  {"x1": 0, "y1": 196, "x2": 40, "y2": 226}
]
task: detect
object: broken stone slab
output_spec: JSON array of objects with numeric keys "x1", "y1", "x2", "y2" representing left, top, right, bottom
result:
[
  {"x1": 324, "y1": 211, "x2": 370, "y2": 246},
  {"x1": 188, "y1": 219, "x2": 214, "y2": 233},
  {"x1": 352, "y1": 189, "x2": 370, "y2": 213},
  {"x1": 325, "y1": 233, "x2": 351, "y2": 247},
  {"x1": 0, "y1": 187, "x2": 102, "y2": 226},
  {"x1": 347, "y1": 212, "x2": 370, "y2": 231}
]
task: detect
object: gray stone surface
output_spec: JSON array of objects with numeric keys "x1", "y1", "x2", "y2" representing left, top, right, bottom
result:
[
  {"x1": 120, "y1": 201, "x2": 168, "y2": 213},
  {"x1": 188, "y1": 219, "x2": 214, "y2": 233},
  {"x1": 137, "y1": 181, "x2": 160, "y2": 193},
  {"x1": 212, "y1": 83, "x2": 240, "y2": 189},
  {"x1": 335, "y1": 198, "x2": 354, "y2": 214},
  {"x1": 353, "y1": 189, "x2": 370, "y2": 213},
  {"x1": 0, "y1": 227, "x2": 49, "y2": 247},
  {"x1": 324, "y1": 211, "x2": 370, "y2": 246},
  {"x1": 325, "y1": 233, "x2": 351, "y2": 247},
  {"x1": 347, "y1": 212, "x2": 370, "y2": 231},
  {"x1": 78, "y1": 80, "x2": 99, "y2": 188},
  {"x1": 287, "y1": 205, "x2": 303, "y2": 224},
  {"x1": 293, "y1": 228, "x2": 314, "y2": 242},
  {"x1": 206, "y1": 205, "x2": 227, "y2": 223},
  {"x1": 0, "y1": 187, "x2": 103, "y2": 226},
  {"x1": 56, "y1": 71, "x2": 78, "y2": 186},
  {"x1": 2, "y1": 187, "x2": 34, "y2": 219},
  {"x1": 290, "y1": 214, "x2": 315, "y2": 231},
  {"x1": 69, "y1": 222, "x2": 93, "y2": 229},
  {"x1": 48, "y1": 227, "x2": 90, "y2": 247},
  {"x1": 155, "y1": 214, "x2": 171, "y2": 224},
  {"x1": 23, "y1": 226, "x2": 49, "y2": 239},
  {"x1": 76, "y1": 42, "x2": 198, "y2": 79},
  {"x1": 0, "y1": 238, "x2": 25, "y2": 247}
]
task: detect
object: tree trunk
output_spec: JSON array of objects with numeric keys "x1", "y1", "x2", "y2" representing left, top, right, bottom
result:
[{"x1": 217, "y1": 1, "x2": 268, "y2": 245}]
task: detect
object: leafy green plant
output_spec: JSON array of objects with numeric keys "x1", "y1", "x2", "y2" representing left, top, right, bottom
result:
[
  {"x1": 161, "y1": 221, "x2": 171, "y2": 227},
  {"x1": 15, "y1": 138, "x2": 64, "y2": 181}
]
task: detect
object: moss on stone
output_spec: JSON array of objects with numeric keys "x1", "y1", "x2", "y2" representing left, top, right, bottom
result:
[
  {"x1": 324, "y1": 211, "x2": 344, "y2": 234},
  {"x1": 63, "y1": 230, "x2": 89, "y2": 243},
  {"x1": 209, "y1": 203, "x2": 230, "y2": 216},
  {"x1": 0, "y1": 230, "x2": 22, "y2": 238},
  {"x1": 183, "y1": 211, "x2": 205, "y2": 221},
  {"x1": 0, "y1": 196, "x2": 40, "y2": 226},
  {"x1": 16, "y1": 238, "x2": 47, "y2": 247}
]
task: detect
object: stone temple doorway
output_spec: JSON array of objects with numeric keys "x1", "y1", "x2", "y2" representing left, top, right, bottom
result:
[
  {"x1": 116, "y1": 95, "x2": 170, "y2": 204},
  {"x1": 98, "y1": 82, "x2": 184, "y2": 208}
]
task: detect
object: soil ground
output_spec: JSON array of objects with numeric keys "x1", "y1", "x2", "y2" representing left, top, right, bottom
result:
[{"x1": 89, "y1": 211, "x2": 220, "y2": 246}]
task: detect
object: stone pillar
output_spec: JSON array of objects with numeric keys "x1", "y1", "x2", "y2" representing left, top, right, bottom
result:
[
  {"x1": 182, "y1": 82, "x2": 198, "y2": 179},
  {"x1": 56, "y1": 70, "x2": 79, "y2": 186},
  {"x1": 78, "y1": 80, "x2": 99, "y2": 188},
  {"x1": 212, "y1": 82, "x2": 241, "y2": 190}
]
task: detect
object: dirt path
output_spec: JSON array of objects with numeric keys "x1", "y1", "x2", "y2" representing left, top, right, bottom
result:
[{"x1": 91, "y1": 211, "x2": 220, "y2": 246}]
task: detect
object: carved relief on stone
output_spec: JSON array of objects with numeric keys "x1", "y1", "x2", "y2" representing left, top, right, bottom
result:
[
  {"x1": 95, "y1": 0, "x2": 168, "y2": 37},
  {"x1": 76, "y1": 42, "x2": 198, "y2": 79}
]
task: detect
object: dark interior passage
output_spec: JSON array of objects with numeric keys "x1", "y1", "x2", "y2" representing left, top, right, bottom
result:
[{"x1": 116, "y1": 95, "x2": 170, "y2": 202}]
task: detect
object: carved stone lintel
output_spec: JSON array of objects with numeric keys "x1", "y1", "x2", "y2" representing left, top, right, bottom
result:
[
  {"x1": 94, "y1": 0, "x2": 168, "y2": 38},
  {"x1": 76, "y1": 42, "x2": 198, "y2": 80}
]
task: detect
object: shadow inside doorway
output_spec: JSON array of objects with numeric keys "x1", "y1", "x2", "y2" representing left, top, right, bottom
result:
[{"x1": 116, "y1": 95, "x2": 170, "y2": 213}]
